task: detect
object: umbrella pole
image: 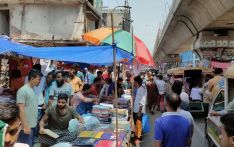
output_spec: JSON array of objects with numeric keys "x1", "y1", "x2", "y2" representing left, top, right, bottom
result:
[{"x1": 111, "y1": 13, "x2": 119, "y2": 147}]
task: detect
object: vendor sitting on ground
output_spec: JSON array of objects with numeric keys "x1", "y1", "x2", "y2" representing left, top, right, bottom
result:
[
  {"x1": 38, "y1": 93, "x2": 84, "y2": 146},
  {"x1": 73, "y1": 84, "x2": 99, "y2": 115}
]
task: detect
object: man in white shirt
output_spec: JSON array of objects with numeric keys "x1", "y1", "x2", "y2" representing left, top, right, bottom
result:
[
  {"x1": 155, "y1": 75, "x2": 165, "y2": 95},
  {"x1": 180, "y1": 90, "x2": 190, "y2": 111},
  {"x1": 133, "y1": 75, "x2": 147, "y2": 145},
  {"x1": 155, "y1": 75, "x2": 165, "y2": 111},
  {"x1": 190, "y1": 86, "x2": 203, "y2": 101}
]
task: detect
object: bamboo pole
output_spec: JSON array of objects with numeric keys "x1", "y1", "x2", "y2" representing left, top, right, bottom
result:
[
  {"x1": 111, "y1": 13, "x2": 119, "y2": 147},
  {"x1": 129, "y1": 26, "x2": 134, "y2": 147}
]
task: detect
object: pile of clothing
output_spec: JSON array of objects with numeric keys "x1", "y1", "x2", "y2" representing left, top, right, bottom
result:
[
  {"x1": 121, "y1": 93, "x2": 131, "y2": 100},
  {"x1": 117, "y1": 98, "x2": 130, "y2": 109},
  {"x1": 78, "y1": 131, "x2": 104, "y2": 139},
  {"x1": 92, "y1": 105, "x2": 111, "y2": 124},
  {"x1": 72, "y1": 131, "x2": 104, "y2": 146},
  {"x1": 95, "y1": 131, "x2": 126, "y2": 147},
  {"x1": 71, "y1": 130, "x2": 126, "y2": 147},
  {"x1": 110, "y1": 108, "x2": 128, "y2": 122}
]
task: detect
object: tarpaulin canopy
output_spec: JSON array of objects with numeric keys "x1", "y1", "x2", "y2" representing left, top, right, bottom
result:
[
  {"x1": 0, "y1": 37, "x2": 133, "y2": 65},
  {"x1": 0, "y1": 36, "x2": 30, "y2": 53}
]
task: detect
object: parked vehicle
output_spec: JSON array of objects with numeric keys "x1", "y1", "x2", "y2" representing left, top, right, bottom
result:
[{"x1": 205, "y1": 66, "x2": 234, "y2": 147}]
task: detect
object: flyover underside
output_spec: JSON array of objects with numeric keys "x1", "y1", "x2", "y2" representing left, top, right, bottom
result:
[{"x1": 154, "y1": 0, "x2": 234, "y2": 62}]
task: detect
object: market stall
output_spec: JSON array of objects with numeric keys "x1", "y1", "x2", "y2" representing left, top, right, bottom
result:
[
  {"x1": 0, "y1": 36, "x2": 134, "y2": 147},
  {"x1": 67, "y1": 90, "x2": 132, "y2": 147}
]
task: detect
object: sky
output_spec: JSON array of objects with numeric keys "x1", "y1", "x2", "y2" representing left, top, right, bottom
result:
[{"x1": 102, "y1": 0, "x2": 172, "y2": 55}]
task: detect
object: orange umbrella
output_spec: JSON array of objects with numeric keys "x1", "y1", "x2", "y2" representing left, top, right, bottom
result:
[{"x1": 82, "y1": 27, "x2": 118, "y2": 45}]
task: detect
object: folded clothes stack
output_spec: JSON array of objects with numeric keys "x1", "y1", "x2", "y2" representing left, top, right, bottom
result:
[
  {"x1": 109, "y1": 109, "x2": 128, "y2": 116},
  {"x1": 111, "y1": 120, "x2": 131, "y2": 133},
  {"x1": 101, "y1": 131, "x2": 126, "y2": 141},
  {"x1": 121, "y1": 93, "x2": 131, "y2": 100},
  {"x1": 94, "y1": 124, "x2": 114, "y2": 132},
  {"x1": 72, "y1": 131, "x2": 105, "y2": 146},
  {"x1": 74, "y1": 130, "x2": 127, "y2": 147},
  {"x1": 95, "y1": 131, "x2": 126, "y2": 147},
  {"x1": 78, "y1": 131, "x2": 104, "y2": 139},
  {"x1": 110, "y1": 109, "x2": 128, "y2": 122},
  {"x1": 116, "y1": 98, "x2": 130, "y2": 109},
  {"x1": 95, "y1": 140, "x2": 122, "y2": 147},
  {"x1": 71, "y1": 137, "x2": 96, "y2": 147},
  {"x1": 99, "y1": 103, "x2": 114, "y2": 109},
  {"x1": 92, "y1": 105, "x2": 111, "y2": 124}
]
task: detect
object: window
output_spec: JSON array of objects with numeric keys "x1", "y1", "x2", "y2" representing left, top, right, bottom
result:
[
  {"x1": 0, "y1": 10, "x2": 10, "y2": 36},
  {"x1": 228, "y1": 79, "x2": 234, "y2": 104},
  {"x1": 212, "y1": 90, "x2": 225, "y2": 111}
]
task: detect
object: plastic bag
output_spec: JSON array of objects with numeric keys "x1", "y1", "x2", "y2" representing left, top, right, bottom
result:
[
  {"x1": 142, "y1": 114, "x2": 150, "y2": 133},
  {"x1": 68, "y1": 115, "x2": 100, "y2": 134},
  {"x1": 135, "y1": 119, "x2": 142, "y2": 138},
  {"x1": 83, "y1": 115, "x2": 100, "y2": 130},
  {"x1": 68, "y1": 119, "x2": 80, "y2": 133}
]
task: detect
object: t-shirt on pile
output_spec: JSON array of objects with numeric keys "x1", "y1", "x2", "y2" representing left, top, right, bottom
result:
[
  {"x1": 110, "y1": 109, "x2": 128, "y2": 122},
  {"x1": 95, "y1": 132, "x2": 126, "y2": 147},
  {"x1": 100, "y1": 132, "x2": 126, "y2": 140},
  {"x1": 95, "y1": 140, "x2": 122, "y2": 147},
  {"x1": 78, "y1": 131, "x2": 104, "y2": 139},
  {"x1": 92, "y1": 105, "x2": 111, "y2": 124}
]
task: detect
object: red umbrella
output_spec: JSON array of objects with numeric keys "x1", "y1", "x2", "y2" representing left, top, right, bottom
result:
[{"x1": 134, "y1": 36, "x2": 155, "y2": 66}]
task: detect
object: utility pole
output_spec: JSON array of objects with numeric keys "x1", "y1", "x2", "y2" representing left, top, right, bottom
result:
[{"x1": 122, "y1": 0, "x2": 131, "y2": 32}]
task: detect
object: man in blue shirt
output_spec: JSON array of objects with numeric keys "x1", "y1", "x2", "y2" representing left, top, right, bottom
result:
[
  {"x1": 154, "y1": 93, "x2": 192, "y2": 147},
  {"x1": 73, "y1": 63, "x2": 84, "y2": 82}
]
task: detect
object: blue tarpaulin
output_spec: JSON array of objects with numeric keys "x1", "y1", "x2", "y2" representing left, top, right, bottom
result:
[
  {"x1": 0, "y1": 36, "x2": 31, "y2": 54},
  {"x1": 0, "y1": 37, "x2": 133, "y2": 65}
]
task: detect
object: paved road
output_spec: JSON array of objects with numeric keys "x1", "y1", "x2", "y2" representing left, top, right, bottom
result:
[{"x1": 141, "y1": 111, "x2": 208, "y2": 147}]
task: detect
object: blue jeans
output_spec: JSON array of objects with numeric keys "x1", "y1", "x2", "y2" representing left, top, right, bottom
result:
[{"x1": 18, "y1": 127, "x2": 36, "y2": 147}]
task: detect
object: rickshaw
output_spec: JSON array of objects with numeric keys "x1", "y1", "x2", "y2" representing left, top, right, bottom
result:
[
  {"x1": 183, "y1": 67, "x2": 213, "y2": 116},
  {"x1": 205, "y1": 65, "x2": 234, "y2": 147},
  {"x1": 167, "y1": 67, "x2": 213, "y2": 116}
]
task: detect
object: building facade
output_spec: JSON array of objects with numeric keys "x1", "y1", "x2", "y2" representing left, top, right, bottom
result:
[
  {"x1": 0, "y1": 0, "x2": 101, "y2": 46},
  {"x1": 102, "y1": 8, "x2": 131, "y2": 32}
]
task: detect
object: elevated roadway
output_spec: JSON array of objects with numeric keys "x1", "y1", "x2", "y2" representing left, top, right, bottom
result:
[{"x1": 154, "y1": 0, "x2": 234, "y2": 63}]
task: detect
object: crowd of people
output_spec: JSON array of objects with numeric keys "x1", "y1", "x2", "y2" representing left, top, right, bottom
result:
[
  {"x1": 1, "y1": 63, "x2": 141, "y2": 147},
  {"x1": 0, "y1": 63, "x2": 234, "y2": 147}
]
